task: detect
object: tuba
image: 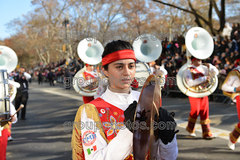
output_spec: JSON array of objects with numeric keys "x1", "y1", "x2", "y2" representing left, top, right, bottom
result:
[
  {"x1": 0, "y1": 46, "x2": 19, "y2": 120},
  {"x1": 176, "y1": 27, "x2": 218, "y2": 98},
  {"x1": 73, "y1": 38, "x2": 104, "y2": 96},
  {"x1": 133, "y1": 34, "x2": 163, "y2": 87}
]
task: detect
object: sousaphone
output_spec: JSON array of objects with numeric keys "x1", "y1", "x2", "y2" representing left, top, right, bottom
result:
[
  {"x1": 0, "y1": 46, "x2": 19, "y2": 120},
  {"x1": 73, "y1": 38, "x2": 104, "y2": 96},
  {"x1": 176, "y1": 27, "x2": 218, "y2": 98}
]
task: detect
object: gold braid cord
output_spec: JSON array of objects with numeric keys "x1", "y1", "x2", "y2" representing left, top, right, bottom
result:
[
  {"x1": 222, "y1": 70, "x2": 240, "y2": 99},
  {"x1": 71, "y1": 103, "x2": 109, "y2": 160}
]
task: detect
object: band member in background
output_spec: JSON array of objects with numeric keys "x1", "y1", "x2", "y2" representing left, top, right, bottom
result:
[
  {"x1": 14, "y1": 67, "x2": 31, "y2": 120},
  {"x1": 72, "y1": 40, "x2": 178, "y2": 160},
  {"x1": 149, "y1": 61, "x2": 168, "y2": 86},
  {"x1": 78, "y1": 64, "x2": 99, "y2": 103},
  {"x1": 222, "y1": 58, "x2": 240, "y2": 150},
  {"x1": 0, "y1": 102, "x2": 18, "y2": 160},
  {"x1": 185, "y1": 56, "x2": 219, "y2": 139}
]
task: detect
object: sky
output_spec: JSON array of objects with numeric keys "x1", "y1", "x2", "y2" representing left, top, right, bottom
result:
[{"x1": 0, "y1": 0, "x2": 34, "y2": 40}]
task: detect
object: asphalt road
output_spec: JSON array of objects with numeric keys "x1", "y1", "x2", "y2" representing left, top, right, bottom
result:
[{"x1": 6, "y1": 81, "x2": 240, "y2": 160}]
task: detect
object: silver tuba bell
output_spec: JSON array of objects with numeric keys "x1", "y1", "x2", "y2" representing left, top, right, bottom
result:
[
  {"x1": 176, "y1": 27, "x2": 218, "y2": 98},
  {"x1": 73, "y1": 38, "x2": 104, "y2": 97}
]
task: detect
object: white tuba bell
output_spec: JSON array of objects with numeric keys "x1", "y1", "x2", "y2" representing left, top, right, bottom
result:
[
  {"x1": 0, "y1": 46, "x2": 19, "y2": 120},
  {"x1": 133, "y1": 34, "x2": 162, "y2": 87},
  {"x1": 73, "y1": 38, "x2": 104, "y2": 96},
  {"x1": 176, "y1": 27, "x2": 218, "y2": 98}
]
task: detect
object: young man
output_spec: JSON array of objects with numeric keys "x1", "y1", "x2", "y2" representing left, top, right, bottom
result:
[
  {"x1": 14, "y1": 67, "x2": 31, "y2": 120},
  {"x1": 72, "y1": 40, "x2": 178, "y2": 160},
  {"x1": 184, "y1": 56, "x2": 219, "y2": 139},
  {"x1": 222, "y1": 58, "x2": 240, "y2": 150}
]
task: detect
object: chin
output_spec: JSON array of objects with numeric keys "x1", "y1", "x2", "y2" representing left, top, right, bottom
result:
[{"x1": 119, "y1": 84, "x2": 131, "y2": 89}]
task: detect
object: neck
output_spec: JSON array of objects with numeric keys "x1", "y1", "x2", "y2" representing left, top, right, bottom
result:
[{"x1": 109, "y1": 86, "x2": 130, "y2": 94}]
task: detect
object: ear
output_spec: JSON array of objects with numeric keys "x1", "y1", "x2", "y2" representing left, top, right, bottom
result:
[{"x1": 101, "y1": 67, "x2": 109, "y2": 77}]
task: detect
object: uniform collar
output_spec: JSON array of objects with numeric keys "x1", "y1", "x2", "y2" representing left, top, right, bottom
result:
[{"x1": 100, "y1": 87, "x2": 135, "y2": 111}]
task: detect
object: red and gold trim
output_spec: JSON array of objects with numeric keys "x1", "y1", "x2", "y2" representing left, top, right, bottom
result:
[
  {"x1": 230, "y1": 125, "x2": 240, "y2": 143},
  {"x1": 200, "y1": 119, "x2": 212, "y2": 138},
  {"x1": 186, "y1": 116, "x2": 197, "y2": 134}
]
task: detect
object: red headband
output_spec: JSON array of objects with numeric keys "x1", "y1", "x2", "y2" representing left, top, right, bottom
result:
[
  {"x1": 235, "y1": 59, "x2": 240, "y2": 66},
  {"x1": 191, "y1": 58, "x2": 198, "y2": 62},
  {"x1": 85, "y1": 64, "x2": 89, "y2": 67},
  {"x1": 102, "y1": 49, "x2": 136, "y2": 66}
]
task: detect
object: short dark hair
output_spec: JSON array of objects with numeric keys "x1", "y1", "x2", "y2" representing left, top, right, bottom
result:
[{"x1": 102, "y1": 40, "x2": 133, "y2": 70}]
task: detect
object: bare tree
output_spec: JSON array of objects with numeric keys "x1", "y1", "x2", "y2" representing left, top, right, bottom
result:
[{"x1": 152, "y1": 0, "x2": 226, "y2": 35}]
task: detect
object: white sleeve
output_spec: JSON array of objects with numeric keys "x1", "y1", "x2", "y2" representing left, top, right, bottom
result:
[
  {"x1": 184, "y1": 69, "x2": 207, "y2": 87},
  {"x1": 208, "y1": 64, "x2": 219, "y2": 76},
  {"x1": 81, "y1": 110, "x2": 133, "y2": 160},
  {"x1": 23, "y1": 72, "x2": 31, "y2": 80},
  {"x1": 157, "y1": 135, "x2": 178, "y2": 160},
  {"x1": 156, "y1": 66, "x2": 168, "y2": 77},
  {"x1": 222, "y1": 75, "x2": 238, "y2": 92},
  {"x1": 10, "y1": 102, "x2": 18, "y2": 124}
]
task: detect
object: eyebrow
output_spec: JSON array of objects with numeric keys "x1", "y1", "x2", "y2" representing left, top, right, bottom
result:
[{"x1": 113, "y1": 62, "x2": 135, "y2": 66}]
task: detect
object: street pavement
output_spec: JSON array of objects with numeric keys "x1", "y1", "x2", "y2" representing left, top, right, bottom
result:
[{"x1": 6, "y1": 81, "x2": 240, "y2": 160}]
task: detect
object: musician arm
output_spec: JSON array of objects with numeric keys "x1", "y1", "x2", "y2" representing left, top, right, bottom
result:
[
  {"x1": 10, "y1": 102, "x2": 17, "y2": 124},
  {"x1": 155, "y1": 66, "x2": 168, "y2": 77},
  {"x1": 208, "y1": 63, "x2": 219, "y2": 76},
  {"x1": 184, "y1": 70, "x2": 207, "y2": 87},
  {"x1": 222, "y1": 75, "x2": 239, "y2": 92},
  {"x1": 23, "y1": 72, "x2": 31, "y2": 81}
]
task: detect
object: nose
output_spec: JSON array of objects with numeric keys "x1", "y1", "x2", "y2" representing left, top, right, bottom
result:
[{"x1": 123, "y1": 65, "x2": 131, "y2": 76}]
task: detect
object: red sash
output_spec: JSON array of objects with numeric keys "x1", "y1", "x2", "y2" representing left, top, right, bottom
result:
[
  {"x1": 83, "y1": 72, "x2": 95, "y2": 80},
  {"x1": 90, "y1": 98, "x2": 133, "y2": 160},
  {"x1": 190, "y1": 67, "x2": 205, "y2": 80}
]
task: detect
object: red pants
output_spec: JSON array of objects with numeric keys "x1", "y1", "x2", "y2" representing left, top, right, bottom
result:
[
  {"x1": 188, "y1": 96, "x2": 209, "y2": 120},
  {"x1": 82, "y1": 96, "x2": 94, "y2": 104},
  {"x1": 0, "y1": 129, "x2": 8, "y2": 160},
  {"x1": 187, "y1": 96, "x2": 212, "y2": 137}
]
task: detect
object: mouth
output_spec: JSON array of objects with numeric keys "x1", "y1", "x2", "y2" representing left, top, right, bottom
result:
[{"x1": 121, "y1": 79, "x2": 131, "y2": 84}]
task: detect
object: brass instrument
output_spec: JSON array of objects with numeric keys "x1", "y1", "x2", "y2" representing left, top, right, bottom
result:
[
  {"x1": 73, "y1": 38, "x2": 104, "y2": 96},
  {"x1": 177, "y1": 27, "x2": 218, "y2": 98}
]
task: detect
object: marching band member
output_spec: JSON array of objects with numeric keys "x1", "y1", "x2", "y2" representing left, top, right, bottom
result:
[
  {"x1": 78, "y1": 64, "x2": 99, "y2": 103},
  {"x1": 71, "y1": 40, "x2": 178, "y2": 160},
  {"x1": 0, "y1": 97, "x2": 18, "y2": 160},
  {"x1": 149, "y1": 61, "x2": 168, "y2": 87},
  {"x1": 185, "y1": 56, "x2": 219, "y2": 139},
  {"x1": 222, "y1": 58, "x2": 240, "y2": 150}
]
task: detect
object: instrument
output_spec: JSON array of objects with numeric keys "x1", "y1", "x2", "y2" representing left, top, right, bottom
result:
[
  {"x1": 132, "y1": 34, "x2": 163, "y2": 159},
  {"x1": 176, "y1": 27, "x2": 218, "y2": 98},
  {"x1": 133, "y1": 75, "x2": 162, "y2": 159},
  {"x1": 0, "y1": 46, "x2": 18, "y2": 121},
  {"x1": 133, "y1": 34, "x2": 162, "y2": 87},
  {"x1": 73, "y1": 38, "x2": 104, "y2": 96},
  {"x1": 135, "y1": 62, "x2": 151, "y2": 88},
  {"x1": 222, "y1": 69, "x2": 240, "y2": 99},
  {"x1": 73, "y1": 66, "x2": 99, "y2": 97}
]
